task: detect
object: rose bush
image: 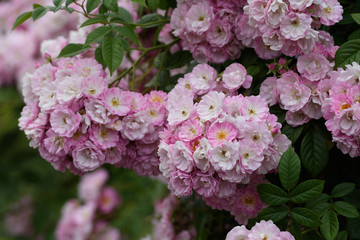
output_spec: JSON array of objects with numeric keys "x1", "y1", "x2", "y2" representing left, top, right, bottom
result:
[{"x1": 1, "y1": 0, "x2": 360, "y2": 239}]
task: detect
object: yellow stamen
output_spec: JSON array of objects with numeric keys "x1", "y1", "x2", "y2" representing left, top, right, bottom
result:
[{"x1": 217, "y1": 130, "x2": 228, "y2": 140}]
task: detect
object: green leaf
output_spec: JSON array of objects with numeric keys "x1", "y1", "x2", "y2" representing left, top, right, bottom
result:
[
  {"x1": 65, "y1": 0, "x2": 73, "y2": 7},
  {"x1": 80, "y1": 17, "x2": 108, "y2": 28},
  {"x1": 53, "y1": 0, "x2": 65, "y2": 7},
  {"x1": 57, "y1": 44, "x2": 89, "y2": 58},
  {"x1": 307, "y1": 193, "x2": 331, "y2": 205},
  {"x1": 331, "y1": 182, "x2": 356, "y2": 198},
  {"x1": 257, "y1": 183, "x2": 288, "y2": 205},
  {"x1": 282, "y1": 124, "x2": 303, "y2": 144},
  {"x1": 113, "y1": 26, "x2": 140, "y2": 46},
  {"x1": 86, "y1": 0, "x2": 101, "y2": 13},
  {"x1": 63, "y1": 6, "x2": 74, "y2": 13},
  {"x1": 308, "y1": 202, "x2": 331, "y2": 215},
  {"x1": 246, "y1": 65, "x2": 260, "y2": 77},
  {"x1": 136, "y1": 13, "x2": 165, "y2": 28},
  {"x1": 132, "y1": 0, "x2": 147, "y2": 7},
  {"x1": 289, "y1": 180, "x2": 325, "y2": 204},
  {"x1": 116, "y1": 7, "x2": 134, "y2": 23},
  {"x1": 12, "y1": 11, "x2": 32, "y2": 30},
  {"x1": 102, "y1": 35, "x2": 124, "y2": 75},
  {"x1": 351, "y1": 13, "x2": 360, "y2": 24},
  {"x1": 165, "y1": 51, "x2": 193, "y2": 70},
  {"x1": 334, "y1": 231, "x2": 348, "y2": 240},
  {"x1": 85, "y1": 26, "x2": 111, "y2": 46},
  {"x1": 349, "y1": 29, "x2": 360, "y2": 40},
  {"x1": 320, "y1": 210, "x2": 339, "y2": 240},
  {"x1": 333, "y1": 201, "x2": 359, "y2": 218},
  {"x1": 121, "y1": 38, "x2": 130, "y2": 52},
  {"x1": 33, "y1": 3, "x2": 42, "y2": 8},
  {"x1": 347, "y1": 218, "x2": 360, "y2": 239},
  {"x1": 344, "y1": 188, "x2": 360, "y2": 209},
  {"x1": 335, "y1": 39, "x2": 360, "y2": 69},
  {"x1": 278, "y1": 147, "x2": 301, "y2": 190},
  {"x1": 291, "y1": 208, "x2": 321, "y2": 227},
  {"x1": 257, "y1": 205, "x2": 288, "y2": 222},
  {"x1": 300, "y1": 130, "x2": 329, "y2": 177},
  {"x1": 32, "y1": 6, "x2": 49, "y2": 21},
  {"x1": 104, "y1": 0, "x2": 118, "y2": 12},
  {"x1": 306, "y1": 194, "x2": 331, "y2": 214},
  {"x1": 94, "y1": 46, "x2": 105, "y2": 69},
  {"x1": 148, "y1": 0, "x2": 160, "y2": 10},
  {"x1": 290, "y1": 221, "x2": 303, "y2": 240}
]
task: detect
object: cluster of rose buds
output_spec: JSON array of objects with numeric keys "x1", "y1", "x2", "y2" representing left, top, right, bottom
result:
[
  {"x1": 19, "y1": 56, "x2": 168, "y2": 175},
  {"x1": 260, "y1": 34, "x2": 337, "y2": 127},
  {"x1": 319, "y1": 62, "x2": 360, "y2": 157},
  {"x1": 158, "y1": 63, "x2": 290, "y2": 223},
  {"x1": 170, "y1": 0, "x2": 245, "y2": 63},
  {"x1": 237, "y1": 0, "x2": 343, "y2": 59}
]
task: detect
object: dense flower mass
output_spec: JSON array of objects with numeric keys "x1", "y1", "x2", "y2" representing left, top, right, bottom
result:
[
  {"x1": 56, "y1": 169, "x2": 121, "y2": 240},
  {"x1": 19, "y1": 56, "x2": 168, "y2": 175},
  {"x1": 158, "y1": 63, "x2": 291, "y2": 223},
  {"x1": 259, "y1": 35, "x2": 337, "y2": 127},
  {"x1": 238, "y1": 0, "x2": 342, "y2": 59},
  {"x1": 170, "y1": 0, "x2": 246, "y2": 63},
  {"x1": 170, "y1": 0, "x2": 343, "y2": 63},
  {"x1": 226, "y1": 220, "x2": 295, "y2": 240},
  {"x1": 320, "y1": 62, "x2": 360, "y2": 157}
]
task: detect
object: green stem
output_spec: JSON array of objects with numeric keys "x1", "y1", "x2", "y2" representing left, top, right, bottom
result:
[{"x1": 109, "y1": 38, "x2": 180, "y2": 87}]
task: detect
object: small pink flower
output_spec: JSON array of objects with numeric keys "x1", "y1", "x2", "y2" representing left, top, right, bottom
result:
[
  {"x1": 248, "y1": 220, "x2": 282, "y2": 240},
  {"x1": 225, "y1": 225, "x2": 250, "y2": 240},
  {"x1": 72, "y1": 141, "x2": 105, "y2": 172},
  {"x1": 78, "y1": 169, "x2": 108, "y2": 202},
  {"x1": 172, "y1": 141, "x2": 194, "y2": 173},
  {"x1": 50, "y1": 107, "x2": 81, "y2": 137},
  {"x1": 179, "y1": 118, "x2": 203, "y2": 142},
  {"x1": 98, "y1": 187, "x2": 121, "y2": 214},
  {"x1": 297, "y1": 53, "x2": 331, "y2": 81},
  {"x1": 208, "y1": 141, "x2": 240, "y2": 172},
  {"x1": 208, "y1": 121, "x2": 238, "y2": 146},
  {"x1": 89, "y1": 124, "x2": 120, "y2": 149},
  {"x1": 280, "y1": 12, "x2": 312, "y2": 41},
  {"x1": 184, "y1": 2, "x2": 214, "y2": 34},
  {"x1": 222, "y1": 63, "x2": 252, "y2": 90},
  {"x1": 82, "y1": 76, "x2": 107, "y2": 98},
  {"x1": 317, "y1": 0, "x2": 343, "y2": 26},
  {"x1": 101, "y1": 88, "x2": 130, "y2": 116},
  {"x1": 197, "y1": 91, "x2": 225, "y2": 121},
  {"x1": 192, "y1": 172, "x2": 218, "y2": 197},
  {"x1": 206, "y1": 20, "x2": 232, "y2": 47}
]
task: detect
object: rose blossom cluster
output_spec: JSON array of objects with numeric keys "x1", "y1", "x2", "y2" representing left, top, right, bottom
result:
[
  {"x1": 0, "y1": 0, "x2": 78, "y2": 86},
  {"x1": 144, "y1": 195, "x2": 196, "y2": 240},
  {"x1": 260, "y1": 41, "x2": 336, "y2": 127},
  {"x1": 226, "y1": 220, "x2": 295, "y2": 240},
  {"x1": 319, "y1": 62, "x2": 360, "y2": 157},
  {"x1": 236, "y1": 0, "x2": 343, "y2": 59},
  {"x1": 19, "y1": 56, "x2": 168, "y2": 175},
  {"x1": 158, "y1": 63, "x2": 290, "y2": 224},
  {"x1": 56, "y1": 169, "x2": 121, "y2": 240},
  {"x1": 170, "y1": 0, "x2": 246, "y2": 63}
]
